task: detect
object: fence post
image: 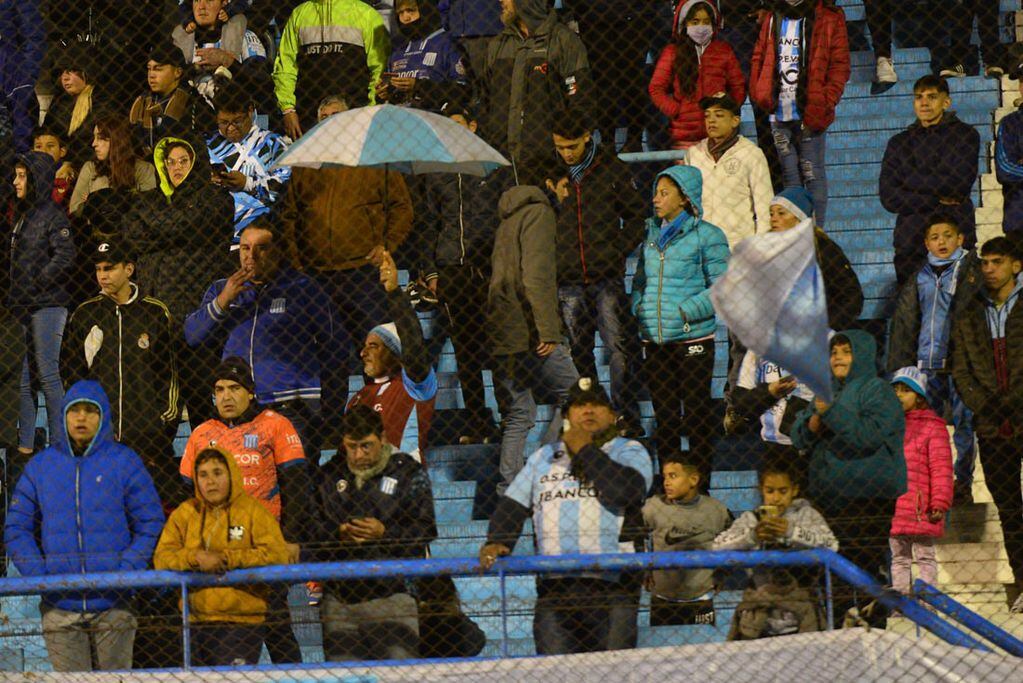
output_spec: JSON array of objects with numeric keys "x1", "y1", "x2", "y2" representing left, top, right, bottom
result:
[
  {"x1": 824, "y1": 566, "x2": 834, "y2": 631},
  {"x1": 499, "y1": 567, "x2": 509, "y2": 659},
  {"x1": 180, "y1": 581, "x2": 191, "y2": 670}
]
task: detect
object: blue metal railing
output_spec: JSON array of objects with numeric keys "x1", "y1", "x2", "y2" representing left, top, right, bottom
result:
[
  {"x1": 0, "y1": 549, "x2": 1011, "y2": 671},
  {"x1": 914, "y1": 580, "x2": 1023, "y2": 657}
]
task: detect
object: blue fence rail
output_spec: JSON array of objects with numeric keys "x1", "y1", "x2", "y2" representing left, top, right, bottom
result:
[{"x1": 1, "y1": 548, "x2": 1012, "y2": 672}]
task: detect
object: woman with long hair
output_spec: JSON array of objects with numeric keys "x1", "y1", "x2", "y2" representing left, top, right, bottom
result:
[
  {"x1": 649, "y1": 1, "x2": 745, "y2": 150},
  {"x1": 69, "y1": 114, "x2": 157, "y2": 218}
]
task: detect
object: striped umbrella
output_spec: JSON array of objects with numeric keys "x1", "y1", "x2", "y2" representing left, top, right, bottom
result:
[{"x1": 272, "y1": 104, "x2": 510, "y2": 176}]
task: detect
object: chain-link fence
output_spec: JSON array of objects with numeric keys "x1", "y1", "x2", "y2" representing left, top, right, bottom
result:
[{"x1": 1, "y1": 0, "x2": 1023, "y2": 678}]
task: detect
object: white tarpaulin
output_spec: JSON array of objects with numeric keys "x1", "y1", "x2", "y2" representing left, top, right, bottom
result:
[{"x1": 3, "y1": 630, "x2": 1016, "y2": 682}]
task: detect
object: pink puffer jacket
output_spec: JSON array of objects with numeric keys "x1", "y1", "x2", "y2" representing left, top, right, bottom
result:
[{"x1": 890, "y1": 408, "x2": 954, "y2": 537}]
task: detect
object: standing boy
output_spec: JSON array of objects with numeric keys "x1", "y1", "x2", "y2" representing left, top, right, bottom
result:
[{"x1": 887, "y1": 215, "x2": 980, "y2": 503}]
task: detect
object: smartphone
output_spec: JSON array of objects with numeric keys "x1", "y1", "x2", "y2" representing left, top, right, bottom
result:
[
  {"x1": 756, "y1": 505, "x2": 779, "y2": 521},
  {"x1": 211, "y1": 163, "x2": 227, "y2": 175}
]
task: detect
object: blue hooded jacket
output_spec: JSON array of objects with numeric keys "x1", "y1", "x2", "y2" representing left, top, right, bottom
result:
[
  {"x1": 630, "y1": 165, "x2": 730, "y2": 343},
  {"x1": 4, "y1": 381, "x2": 165, "y2": 612}
]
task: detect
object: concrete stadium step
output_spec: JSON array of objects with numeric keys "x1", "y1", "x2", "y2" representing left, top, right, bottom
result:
[
  {"x1": 840, "y1": 74, "x2": 1000, "y2": 103},
  {"x1": 936, "y1": 542, "x2": 1015, "y2": 584},
  {"x1": 827, "y1": 124, "x2": 993, "y2": 151}
]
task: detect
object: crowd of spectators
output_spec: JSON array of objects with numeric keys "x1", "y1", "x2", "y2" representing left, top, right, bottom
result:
[{"x1": 1, "y1": 0, "x2": 1022, "y2": 672}]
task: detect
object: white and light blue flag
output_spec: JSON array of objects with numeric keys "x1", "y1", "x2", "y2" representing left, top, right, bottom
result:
[{"x1": 710, "y1": 219, "x2": 833, "y2": 402}]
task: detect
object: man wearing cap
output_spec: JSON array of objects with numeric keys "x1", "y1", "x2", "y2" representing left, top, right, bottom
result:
[
  {"x1": 545, "y1": 111, "x2": 646, "y2": 438},
  {"x1": 180, "y1": 356, "x2": 311, "y2": 662},
  {"x1": 185, "y1": 219, "x2": 340, "y2": 458},
  {"x1": 995, "y1": 46, "x2": 1023, "y2": 237},
  {"x1": 880, "y1": 74, "x2": 979, "y2": 282},
  {"x1": 685, "y1": 92, "x2": 773, "y2": 250},
  {"x1": 129, "y1": 42, "x2": 195, "y2": 156},
  {"x1": 346, "y1": 250, "x2": 437, "y2": 461},
  {"x1": 60, "y1": 239, "x2": 182, "y2": 505},
  {"x1": 480, "y1": 376, "x2": 653, "y2": 654}
]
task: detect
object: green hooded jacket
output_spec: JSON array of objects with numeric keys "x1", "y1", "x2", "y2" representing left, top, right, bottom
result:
[{"x1": 791, "y1": 329, "x2": 907, "y2": 502}]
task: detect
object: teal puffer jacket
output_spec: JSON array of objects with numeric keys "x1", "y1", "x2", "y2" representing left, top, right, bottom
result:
[{"x1": 630, "y1": 165, "x2": 730, "y2": 344}]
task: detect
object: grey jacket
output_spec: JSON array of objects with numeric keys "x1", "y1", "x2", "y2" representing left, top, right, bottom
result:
[
  {"x1": 643, "y1": 494, "x2": 731, "y2": 600},
  {"x1": 487, "y1": 186, "x2": 564, "y2": 355},
  {"x1": 712, "y1": 498, "x2": 838, "y2": 552}
]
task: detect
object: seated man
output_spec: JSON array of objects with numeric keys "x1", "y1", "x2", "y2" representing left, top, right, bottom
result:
[
  {"x1": 4, "y1": 381, "x2": 164, "y2": 672},
  {"x1": 314, "y1": 405, "x2": 437, "y2": 661},
  {"x1": 179, "y1": 356, "x2": 311, "y2": 663},
  {"x1": 345, "y1": 249, "x2": 437, "y2": 461},
  {"x1": 185, "y1": 219, "x2": 340, "y2": 454},
  {"x1": 207, "y1": 81, "x2": 291, "y2": 248},
  {"x1": 480, "y1": 378, "x2": 653, "y2": 654}
]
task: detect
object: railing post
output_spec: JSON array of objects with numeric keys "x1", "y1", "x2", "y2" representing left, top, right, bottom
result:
[
  {"x1": 180, "y1": 581, "x2": 191, "y2": 670},
  {"x1": 499, "y1": 566, "x2": 509, "y2": 659},
  {"x1": 824, "y1": 566, "x2": 834, "y2": 631}
]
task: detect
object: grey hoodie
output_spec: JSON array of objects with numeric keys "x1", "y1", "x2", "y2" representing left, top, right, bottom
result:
[
  {"x1": 712, "y1": 498, "x2": 838, "y2": 552},
  {"x1": 643, "y1": 493, "x2": 732, "y2": 600}
]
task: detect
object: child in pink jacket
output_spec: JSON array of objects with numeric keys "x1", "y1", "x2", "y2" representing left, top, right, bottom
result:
[{"x1": 889, "y1": 367, "x2": 954, "y2": 595}]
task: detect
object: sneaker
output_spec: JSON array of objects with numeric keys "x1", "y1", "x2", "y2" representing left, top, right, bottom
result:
[
  {"x1": 985, "y1": 65, "x2": 1005, "y2": 78},
  {"x1": 1010, "y1": 592, "x2": 1023, "y2": 614},
  {"x1": 876, "y1": 56, "x2": 897, "y2": 84},
  {"x1": 306, "y1": 581, "x2": 323, "y2": 606},
  {"x1": 940, "y1": 64, "x2": 966, "y2": 78},
  {"x1": 952, "y1": 481, "x2": 974, "y2": 506}
]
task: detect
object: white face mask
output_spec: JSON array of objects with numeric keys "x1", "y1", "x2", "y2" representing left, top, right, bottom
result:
[
  {"x1": 686, "y1": 24, "x2": 713, "y2": 47},
  {"x1": 785, "y1": 0, "x2": 807, "y2": 6}
]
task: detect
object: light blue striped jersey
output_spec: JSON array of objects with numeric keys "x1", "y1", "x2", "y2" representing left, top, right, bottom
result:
[
  {"x1": 206, "y1": 126, "x2": 291, "y2": 244},
  {"x1": 505, "y1": 437, "x2": 653, "y2": 558},
  {"x1": 773, "y1": 17, "x2": 803, "y2": 123},
  {"x1": 737, "y1": 351, "x2": 814, "y2": 445}
]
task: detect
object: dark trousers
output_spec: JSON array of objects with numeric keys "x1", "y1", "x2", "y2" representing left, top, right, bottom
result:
[
  {"x1": 643, "y1": 339, "x2": 716, "y2": 478},
  {"x1": 949, "y1": 0, "x2": 1003, "y2": 66},
  {"x1": 865, "y1": 0, "x2": 895, "y2": 58},
  {"x1": 533, "y1": 577, "x2": 639, "y2": 655},
  {"x1": 438, "y1": 265, "x2": 491, "y2": 420},
  {"x1": 123, "y1": 425, "x2": 182, "y2": 508},
  {"x1": 264, "y1": 585, "x2": 302, "y2": 664},
  {"x1": 179, "y1": 344, "x2": 220, "y2": 430},
  {"x1": 315, "y1": 266, "x2": 388, "y2": 437},
  {"x1": 818, "y1": 496, "x2": 897, "y2": 623},
  {"x1": 192, "y1": 623, "x2": 266, "y2": 667},
  {"x1": 977, "y1": 436, "x2": 1023, "y2": 586}
]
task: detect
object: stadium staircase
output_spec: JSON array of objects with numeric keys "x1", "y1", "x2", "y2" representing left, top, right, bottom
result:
[{"x1": 2, "y1": 0, "x2": 1021, "y2": 670}]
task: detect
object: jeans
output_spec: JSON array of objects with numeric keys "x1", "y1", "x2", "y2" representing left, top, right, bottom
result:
[
  {"x1": 493, "y1": 346, "x2": 579, "y2": 489},
  {"x1": 533, "y1": 577, "x2": 639, "y2": 655},
  {"x1": 977, "y1": 436, "x2": 1023, "y2": 586},
  {"x1": 864, "y1": 0, "x2": 895, "y2": 59},
  {"x1": 889, "y1": 535, "x2": 938, "y2": 595},
  {"x1": 439, "y1": 265, "x2": 492, "y2": 420},
  {"x1": 924, "y1": 372, "x2": 976, "y2": 485},
  {"x1": 770, "y1": 121, "x2": 829, "y2": 227},
  {"x1": 17, "y1": 307, "x2": 67, "y2": 450},
  {"x1": 558, "y1": 280, "x2": 641, "y2": 424}
]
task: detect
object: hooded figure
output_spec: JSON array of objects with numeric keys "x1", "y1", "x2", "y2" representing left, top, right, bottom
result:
[
  {"x1": 648, "y1": 0, "x2": 746, "y2": 148},
  {"x1": 4, "y1": 381, "x2": 165, "y2": 611},
  {"x1": 479, "y1": 0, "x2": 591, "y2": 183},
  {"x1": 154, "y1": 446, "x2": 292, "y2": 624},
  {"x1": 386, "y1": 0, "x2": 467, "y2": 109},
  {"x1": 125, "y1": 135, "x2": 235, "y2": 321},
  {"x1": 791, "y1": 330, "x2": 907, "y2": 502},
  {"x1": 43, "y1": 42, "x2": 108, "y2": 169}
]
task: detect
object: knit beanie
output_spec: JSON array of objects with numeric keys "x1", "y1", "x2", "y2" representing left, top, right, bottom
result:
[
  {"x1": 369, "y1": 323, "x2": 402, "y2": 359},
  {"x1": 771, "y1": 187, "x2": 815, "y2": 223}
]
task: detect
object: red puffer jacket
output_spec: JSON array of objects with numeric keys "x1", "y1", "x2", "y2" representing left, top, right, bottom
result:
[
  {"x1": 648, "y1": 1, "x2": 745, "y2": 147},
  {"x1": 890, "y1": 409, "x2": 954, "y2": 538},
  {"x1": 749, "y1": 0, "x2": 850, "y2": 132}
]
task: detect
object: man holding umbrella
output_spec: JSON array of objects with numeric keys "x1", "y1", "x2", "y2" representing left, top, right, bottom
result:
[{"x1": 279, "y1": 96, "x2": 414, "y2": 431}]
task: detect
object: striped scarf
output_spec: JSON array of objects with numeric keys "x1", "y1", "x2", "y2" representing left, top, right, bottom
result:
[{"x1": 568, "y1": 138, "x2": 598, "y2": 183}]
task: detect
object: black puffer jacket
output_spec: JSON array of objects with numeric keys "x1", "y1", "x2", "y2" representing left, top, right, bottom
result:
[
  {"x1": 419, "y1": 170, "x2": 503, "y2": 277},
  {"x1": 554, "y1": 144, "x2": 646, "y2": 285},
  {"x1": 815, "y1": 228, "x2": 863, "y2": 331},
  {"x1": 7, "y1": 152, "x2": 75, "y2": 311},
  {"x1": 124, "y1": 136, "x2": 235, "y2": 321}
]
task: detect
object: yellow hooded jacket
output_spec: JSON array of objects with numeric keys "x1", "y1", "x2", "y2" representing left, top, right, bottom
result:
[{"x1": 154, "y1": 447, "x2": 292, "y2": 623}]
